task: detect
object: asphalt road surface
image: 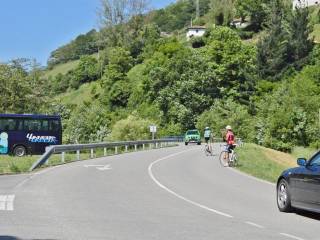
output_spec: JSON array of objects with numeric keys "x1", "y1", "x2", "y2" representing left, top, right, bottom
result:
[{"x1": 0, "y1": 144, "x2": 319, "y2": 240}]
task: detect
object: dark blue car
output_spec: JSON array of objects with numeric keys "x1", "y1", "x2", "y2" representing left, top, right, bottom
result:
[{"x1": 277, "y1": 150, "x2": 320, "y2": 213}]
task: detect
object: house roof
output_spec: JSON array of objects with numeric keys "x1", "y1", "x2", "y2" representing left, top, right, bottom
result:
[{"x1": 187, "y1": 26, "x2": 206, "y2": 30}]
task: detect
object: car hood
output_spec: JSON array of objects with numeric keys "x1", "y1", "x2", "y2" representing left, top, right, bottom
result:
[{"x1": 280, "y1": 166, "x2": 301, "y2": 178}]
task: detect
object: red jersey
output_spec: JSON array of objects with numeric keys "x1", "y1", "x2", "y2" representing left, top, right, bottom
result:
[{"x1": 226, "y1": 131, "x2": 235, "y2": 145}]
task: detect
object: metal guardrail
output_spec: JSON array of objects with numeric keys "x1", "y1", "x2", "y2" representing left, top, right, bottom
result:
[{"x1": 29, "y1": 139, "x2": 180, "y2": 171}]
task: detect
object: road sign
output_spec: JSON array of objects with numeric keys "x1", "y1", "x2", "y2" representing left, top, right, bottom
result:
[{"x1": 149, "y1": 125, "x2": 157, "y2": 133}]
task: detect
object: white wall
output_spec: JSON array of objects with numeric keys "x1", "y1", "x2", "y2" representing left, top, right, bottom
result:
[
  {"x1": 293, "y1": 0, "x2": 319, "y2": 8},
  {"x1": 186, "y1": 29, "x2": 206, "y2": 40}
]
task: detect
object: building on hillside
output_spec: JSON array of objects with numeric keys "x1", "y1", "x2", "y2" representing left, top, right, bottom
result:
[
  {"x1": 186, "y1": 26, "x2": 206, "y2": 41},
  {"x1": 293, "y1": 0, "x2": 319, "y2": 8},
  {"x1": 230, "y1": 19, "x2": 251, "y2": 29},
  {"x1": 160, "y1": 32, "x2": 172, "y2": 38}
]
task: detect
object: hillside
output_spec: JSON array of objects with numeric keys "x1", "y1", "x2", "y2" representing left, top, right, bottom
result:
[
  {"x1": 44, "y1": 59, "x2": 80, "y2": 79},
  {"x1": 2, "y1": 0, "x2": 319, "y2": 150},
  {"x1": 55, "y1": 81, "x2": 102, "y2": 106},
  {"x1": 44, "y1": 53, "x2": 98, "y2": 79}
]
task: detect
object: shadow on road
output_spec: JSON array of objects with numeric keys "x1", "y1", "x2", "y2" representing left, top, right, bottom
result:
[
  {"x1": 0, "y1": 237, "x2": 57, "y2": 240},
  {"x1": 295, "y1": 210, "x2": 320, "y2": 221},
  {"x1": 0, "y1": 237, "x2": 21, "y2": 240}
]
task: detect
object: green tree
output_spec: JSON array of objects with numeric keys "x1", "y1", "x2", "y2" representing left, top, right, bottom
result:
[
  {"x1": 100, "y1": 47, "x2": 134, "y2": 108},
  {"x1": 70, "y1": 55, "x2": 99, "y2": 89},
  {"x1": 288, "y1": 1, "x2": 314, "y2": 68},
  {"x1": 234, "y1": 0, "x2": 269, "y2": 31},
  {"x1": 256, "y1": 0, "x2": 290, "y2": 80},
  {"x1": 48, "y1": 30, "x2": 98, "y2": 67},
  {"x1": 209, "y1": 0, "x2": 235, "y2": 26},
  {"x1": 197, "y1": 99, "x2": 254, "y2": 141},
  {"x1": 65, "y1": 102, "x2": 110, "y2": 143},
  {"x1": 110, "y1": 114, "x2": 153, "y2": 140},
  {"x1": 204, "y1": 27, "x2": 256, "y2": 102},
  {"x1": 0, "y1": 60, "x2": 48, "y2": 113}
]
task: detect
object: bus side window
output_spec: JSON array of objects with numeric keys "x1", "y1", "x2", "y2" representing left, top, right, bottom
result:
[
  {"x1": 24, "y1": 120, "x2": 32, "y2": 131},
  {"x1": 0, "y1": 119, "x2": 8, "y2": 131},
  {"x1": 0, "y1": 119, "x2": 17, "y2": 131},
  {"x1": 24, "y1": 119, "x2": 41, "y2": 132},
  {"x1": 41, "y1": 120, "x2": 49, "y2": 131},
  {"x1": 49, "y1": 120, "x2": 59, "y2": 132},
  {"x1": 16, "y1": 119, "x2": 24, "y2": 131},
  {"x1": 0, "y1": 119, "x2": 6, "y2": 131}
]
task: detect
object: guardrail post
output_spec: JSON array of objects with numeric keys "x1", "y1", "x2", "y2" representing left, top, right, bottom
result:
[
  {"x1": 104, "y1": 147, "x2": 107, "y2": 156},
  {"x1": 156, "y1": 142, "x2": 158, "y2": 148},
  {"x1": 77, "y1": 150, "x2": 80, "y2": 161},
  {"x1": 115, "y1": 146, "x2": 118, "y2": 154},
  {"x1": 125, "y1": 145, "x2": 128, "y2": 152},
  {"x1": 143, "y1": 144, "x2": 145, "y2": 150},
  {"x1": 61, "y1": 152, "x2": 65, "y2": 163},
  {"x1": 90, "y1": 149, "x2": 94, "y2": 158},
  {"x1": 134, "y1": 145, "x2": 137, "y2": 151}
]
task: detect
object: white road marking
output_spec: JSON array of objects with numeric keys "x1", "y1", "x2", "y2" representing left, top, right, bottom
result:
[
  {"x1": 148, "y1": 149, "x2": 233, "y2": 218},
  {"x1": 84, "y1": 164, "x2": 112, "y2": 171},
  {"x1": 97, "y1": 165, "x2": 112, "y2": 171},
  {"x1": 0, "y1": 195, "x2": 15, "y2": 211},
  {"x1": 245, "y1": 221, "x2": 264, "y2": 229},
  {"x1": 280, "y1": 233, "x2": 305, "y2": 240},
  {"x1": 0, "y1": 195, "x2": 6, "y2": 210},
  {"x1": 84, "y1": 164, "x2": 106, "y2": 168},
  {"x1": 6, "y1": 195, "x2": 15, "y2": 211}
]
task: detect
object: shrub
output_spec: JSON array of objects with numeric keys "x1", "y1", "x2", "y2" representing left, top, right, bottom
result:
[{"x1": 110, "y1": 115, "x2": 153, "y2": 141}]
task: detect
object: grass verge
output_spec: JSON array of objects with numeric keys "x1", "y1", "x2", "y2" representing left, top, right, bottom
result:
[
  {"x1": 236, "y1": 143, "x2": 317, "y2": 183},
  {"x1": 236, "y1": 144, "x2": 288, "y2": 183}
]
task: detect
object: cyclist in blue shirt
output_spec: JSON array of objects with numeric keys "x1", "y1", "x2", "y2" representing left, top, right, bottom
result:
[{"x1": 204, "y1": 127, "x2": 212, "y2": 144}]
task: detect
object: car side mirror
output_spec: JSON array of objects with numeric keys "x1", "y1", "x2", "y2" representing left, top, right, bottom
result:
[{"x1": 297, "y1": 158, "x2": 307, "y2": 167}]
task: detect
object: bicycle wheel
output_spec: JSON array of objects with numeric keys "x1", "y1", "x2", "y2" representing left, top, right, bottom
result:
[
  {"x1": 209, "y1": 145, "x2": 213, "y2": 156},
  {"x1": 233, "y1": 153, "x2": 238, "y2": 166},
  {"x1": 219, "y1": 151, "x2": 229, "y2": 167},
  {"x1": 204, "y1": 145, "x2": 209, "y2": 156}
]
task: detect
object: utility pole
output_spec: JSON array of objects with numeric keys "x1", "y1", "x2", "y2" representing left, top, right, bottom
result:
[{"x1": 196, "y1": 0, "x2": 200, "y2": 20}]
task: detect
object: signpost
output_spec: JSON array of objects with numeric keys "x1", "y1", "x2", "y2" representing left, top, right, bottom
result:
[{"x1": 149, "y1": 125, "x2": 157, "y2": 140}]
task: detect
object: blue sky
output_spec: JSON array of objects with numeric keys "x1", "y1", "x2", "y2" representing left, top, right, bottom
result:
[{"x1": 0, "y1": 0, "x2": 175, "y2": 66}]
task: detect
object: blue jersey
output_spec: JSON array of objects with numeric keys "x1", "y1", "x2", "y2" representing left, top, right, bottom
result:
[{"x1": 204, "y1": 130, "x2": 211, "y2": 138}]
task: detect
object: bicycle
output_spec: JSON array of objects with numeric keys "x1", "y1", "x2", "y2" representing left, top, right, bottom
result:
[
  {"x1": 204, "y1": 143, "x2": 213, "y2": 156},
  {"x1": 219, "y1": 144, "x2": 238, "y2": 167}
]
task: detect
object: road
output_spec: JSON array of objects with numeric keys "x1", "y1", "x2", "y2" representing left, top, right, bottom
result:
[{"x1": 0, "y1": 144, "x2": 319, "y2": 240}]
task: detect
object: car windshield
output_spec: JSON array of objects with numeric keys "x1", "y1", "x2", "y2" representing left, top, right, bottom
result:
[{"x1": 186, "y1": 130, "x2": 199, "y2": 135}]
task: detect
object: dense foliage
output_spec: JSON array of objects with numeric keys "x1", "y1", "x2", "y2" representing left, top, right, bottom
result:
[
  {"x1": 2, "y1": 0, "x2": 320, "y2": 152},
  {"x1": 0, "y1": 59, "x2": 48, "y2": 113},
  {"x1": 48, "y1": 30, "x2": 98, "y2": 68}
]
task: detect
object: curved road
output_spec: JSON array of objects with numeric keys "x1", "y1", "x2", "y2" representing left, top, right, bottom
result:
[{"x1": 0, "y1": 144, "x2": 319, "y2": 240}]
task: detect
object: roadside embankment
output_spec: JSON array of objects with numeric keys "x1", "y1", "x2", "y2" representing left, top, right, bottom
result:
[{"x1": 237, "y1": 143, "x2": 317, "y2": 183}]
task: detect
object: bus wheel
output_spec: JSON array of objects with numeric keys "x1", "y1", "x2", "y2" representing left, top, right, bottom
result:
[{"x1": 13, "y1": 145, "x2": 27, "y2": 157}]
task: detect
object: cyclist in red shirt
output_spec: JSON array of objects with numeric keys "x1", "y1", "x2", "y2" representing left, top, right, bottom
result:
[{"x1": 225, "y1": 125, "x2": 235, "y2": 159}]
